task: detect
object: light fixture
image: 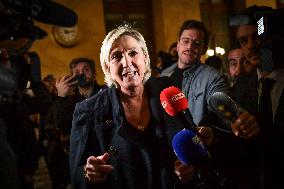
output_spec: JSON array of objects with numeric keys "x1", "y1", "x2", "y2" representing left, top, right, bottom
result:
[
  {"x1": 206, "y1": 49, "x2": 215, "y2": 56},
  {"x1": 215, "y1": 46, "x2": 225, "y2": 55},
  {"x1": 207, "y1": 47, "x2": 225, "y2": 56}
]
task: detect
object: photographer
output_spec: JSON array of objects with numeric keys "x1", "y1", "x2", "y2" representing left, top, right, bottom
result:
[
  {"x1": 48, "y1": 58, "x2": 103, "y2": 188},
  {"x1": 53, "y1": 57, "x2": 103, "y2": 152},
  {"x1": 0, "y1": 0, "x2": 78, "y2": 188},
  {"x1": 0, "y1": 50, "x2": 20, "y2": 189},
  {"x1": 0, "y1": 44, "x2": 53, "y2": 189},
  {"x1": 230, "y1": 5, "x2": 284, "y2": 188}
]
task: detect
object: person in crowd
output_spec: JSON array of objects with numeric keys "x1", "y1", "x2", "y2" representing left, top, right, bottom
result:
[
  {"x1": 0, "y1": 47, "x2": 55, "y2": 189},
  {"x1": 225, "y1": 43, "x2": 250, "y2": 88},
  {"x1": 204, "y1": 55, "x2": 223, "y2": 71},
  {"x1": 227, "y1": 44, "x2": 246, "y2": 79},
  {"x1": 39, "y1": 74, "x2": 57, "y2": 156},
  {"x1": 231, "y1": 5, "x2": 284, "y2": 188},
  {"x1": 161, "y1": 19, "x2": 259, "y2": 137},
  {"x1": 38, "y1": 74, "x2": 71, "y2": 189},
  {"x1": 155, "y1": 42, "x2": 178, "y2": 75},
  {"x1": 160, "y1": 19, "x2": 261, "y2": 189},
  {"x1": 160, "y1": 20, "x2": 227, "y2": 125},
  {"x1": 53, "y1": 57, "x2": 103, "y2": 152},
  {"x1": 168, "y1": 42, "x2": 178, "y2": 60},
  {"x1": 50, "y1": 58, "x2": 103, "y2": 188},
  {"x1": 69, "y1": 23, "x2": 215, "y2": 189},
  {"x1": 0, "y1": 48, "x2": 20, "y2": 189}
]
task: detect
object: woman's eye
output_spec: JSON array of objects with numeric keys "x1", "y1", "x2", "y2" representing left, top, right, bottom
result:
[
  {"x1": 111, "y1": 52, "x2": 123, "y2": 61},
  {"x1": 129, "y1": 51, "x2": 138, "y2": 57}
]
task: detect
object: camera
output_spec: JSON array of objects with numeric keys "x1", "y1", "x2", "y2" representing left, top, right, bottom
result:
[
  {"x1": 255, "y1": 8, "x2": 284, "y2": 72},
  {"x1": 0, "y1": 0, "x2": 78, "y2": 101},
  {"x1": 70, "y1": 74, "x2": 88, "y2": 87},
  {"x1": 229, "y1": 5, "x2": 284, "y2": 72}
]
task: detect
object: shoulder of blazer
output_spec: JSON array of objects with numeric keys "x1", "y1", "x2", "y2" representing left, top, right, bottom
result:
[{"x1": 74, "y1": 87, "x2": 113, "y2": 115}]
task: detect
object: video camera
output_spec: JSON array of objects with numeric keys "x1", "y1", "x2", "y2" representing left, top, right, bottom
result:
[
  {"x1": 0, "y1": 0, "x2": 78, "y2": 103},
  {"x1": 229, "y1": 5, "x2": 284, "y2": 72}
]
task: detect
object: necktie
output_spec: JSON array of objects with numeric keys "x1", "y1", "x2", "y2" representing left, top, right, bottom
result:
[{"x1": 258, "y1": 78, "x2": 274, "y2": 128}]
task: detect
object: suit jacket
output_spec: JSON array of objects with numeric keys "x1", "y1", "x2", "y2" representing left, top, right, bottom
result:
[
  {"x1": 234, "y1": 70, "x2": 284, "y2": 147},
  {"x1": 233, "y1": 69, "x2": 284, "y2": 188}
]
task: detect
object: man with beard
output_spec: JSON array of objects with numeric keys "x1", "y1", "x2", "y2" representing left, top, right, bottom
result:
[
  {"x1": 226, "y1": 43, "x2": 254, "y2": 88},
  {"x1": 53, "y1": 57, "x2": 103, "y2": 149},
  {"x1": 45, "y1": 58, "x2": 103, "y2": 188}
]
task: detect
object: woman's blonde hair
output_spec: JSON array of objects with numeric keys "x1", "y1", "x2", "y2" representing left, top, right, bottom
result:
[{"x1": 100, "y1": 23, "x2": 151, "y2": 87}]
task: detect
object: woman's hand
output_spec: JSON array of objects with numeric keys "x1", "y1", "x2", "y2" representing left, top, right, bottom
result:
[
  {"x1": 174, "y1": 159, "x2": 195, "y2": 183},
  {"x1": 84, "y1": 153, "x2": 114, "y2": 183}
]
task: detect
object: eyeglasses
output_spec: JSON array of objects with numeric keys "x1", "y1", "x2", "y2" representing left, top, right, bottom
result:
[{"x1": 180, "y1": 38, "x2": 203, "y2": 48}]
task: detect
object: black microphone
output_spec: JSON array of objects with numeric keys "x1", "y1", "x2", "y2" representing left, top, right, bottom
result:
[
  {"x1": 160, "y1": 86, "x2": 197, "y2": 131},
  {"x1": 1, "y1": 0, "x2": 78, "y2": 27},
  {"x1": 208, "y1": 92, "x2": 245, "y2": 131},
  {"x1": 35, "y1": 0, "x2": 78, "y2": 27}
]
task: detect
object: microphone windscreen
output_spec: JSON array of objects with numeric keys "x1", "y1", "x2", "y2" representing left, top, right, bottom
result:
[
  {"x1": 160, "y1": 86, "x2": 188, "y2": 116},
  {"x1": 35, "y1": 0, "x2": 78, "y2": 27},
  {"x1": 172, "y1": 129, "x2": 208, "y2": 165},
  {"x1": 208, "y1": 92, "x2": 239, "y2": 122}
]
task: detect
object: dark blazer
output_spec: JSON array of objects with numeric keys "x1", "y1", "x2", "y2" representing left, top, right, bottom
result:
[
  {"x1": 234, "y1": 70, "x2": 284, "y2": 145},
  {"x1": 70, "y1": 77, "x2": 195, "y2": 189},
  {"x1": 233, "y1": 70, "x2": 284, "y2": 188}
]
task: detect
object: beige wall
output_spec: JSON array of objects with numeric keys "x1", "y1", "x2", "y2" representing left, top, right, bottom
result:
[
  {"x1": 31, "y1": 0, "x2": 202, "y2": 82},
  {"x1": 246, "y1": 0, "x2": 276, "y2": 8},
  {"x1": 31, "y1": 0, "x2": 106, "y2": 85},
  {"x1": 152, "y1": 0, "x2": 201, "y2": 53}
]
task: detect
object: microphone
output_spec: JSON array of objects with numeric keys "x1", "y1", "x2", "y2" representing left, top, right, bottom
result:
[
  {"x1": 172, "y1": 129, "x2": 209, "y2": 165},
  {"x1": 35, "y1": 0, "x2": 78, "y2": 27},
  {"x1": 172, "y1": 130, "x2": 219, "y2": 188},
  {"x1": 208, "y1": 92, "x2": 244, "y2": 131},
  {"x1": 160, "y1": 86, "x2": 197, "y2": 130},
  {"x1": 1, "y1": 0, "x2": 78, "y2": 27}
]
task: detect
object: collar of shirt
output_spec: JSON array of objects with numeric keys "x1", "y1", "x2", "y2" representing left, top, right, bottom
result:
[
  {"x1": 257, "y1": 68, "x2": 284, "y2": 82},
  {"x1": 257, "y1": 68, "x2": 284, "y2": 121}
]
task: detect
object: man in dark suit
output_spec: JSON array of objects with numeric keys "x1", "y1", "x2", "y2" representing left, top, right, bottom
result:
[{"x1": 231, "y1": 5, "x2": 284, "y2": 189}]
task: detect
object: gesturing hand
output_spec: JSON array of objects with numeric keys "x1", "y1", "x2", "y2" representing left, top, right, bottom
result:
[{"x1": 84, "y1": 153, "x2": 114, "y2": 183}]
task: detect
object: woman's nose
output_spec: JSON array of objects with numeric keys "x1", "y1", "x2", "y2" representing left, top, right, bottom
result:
[{"x1": 121, "y1": 54, "x2": 132, "y2": 67}]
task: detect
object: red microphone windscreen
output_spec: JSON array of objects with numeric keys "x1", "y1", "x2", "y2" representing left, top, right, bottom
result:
[{"x1": 160, "y1": 86, "x2": 188, "y2": 116}]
